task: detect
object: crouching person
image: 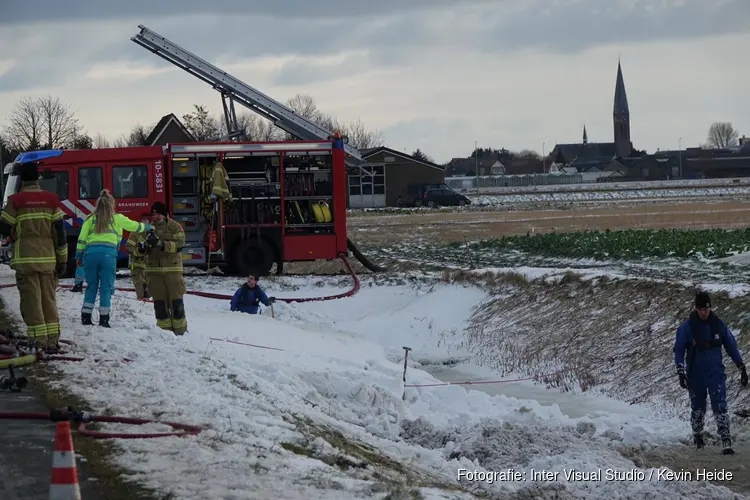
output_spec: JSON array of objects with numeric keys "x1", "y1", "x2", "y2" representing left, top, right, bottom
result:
[{"x1": 230, "y1": 274, "x2": 276, "y2": 314}]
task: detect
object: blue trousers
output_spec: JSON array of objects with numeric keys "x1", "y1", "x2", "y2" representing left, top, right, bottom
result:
[
  {"x1": 75, "y1": 261, "x2": 116, "y2": 294},
  {"x1": 74, "y1": 263, "x2": 85, "y2": 285},
  {"x1": 81, "y1": 252, "x2": 117, "y2": 316},
  {"x1": 688, "y1": 371, "x2": 730, "y2": 440}
]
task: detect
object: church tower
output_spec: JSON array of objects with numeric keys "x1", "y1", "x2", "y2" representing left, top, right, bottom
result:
[
  {"x1": 613, "y1": 60, "x2": 632, "y2": 157},
  {"x1": 582, "y1": 125, "x2": 588, "y2": 145}
]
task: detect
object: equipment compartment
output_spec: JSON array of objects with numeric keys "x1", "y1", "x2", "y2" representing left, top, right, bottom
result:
[
  {"x1": 173, "y1": 214, "x2": 201, "y2": 232},
  {"x1": 171, "y1": 158, "x2": 199, "y2": 177},
  {"x1": 172, "y1": 196, "x2": 201, "y2": 214}
]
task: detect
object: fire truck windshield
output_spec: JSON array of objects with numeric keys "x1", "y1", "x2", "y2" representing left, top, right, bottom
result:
[{"x1": 2, "y1": 166, "x2": 19, "y2": 210}]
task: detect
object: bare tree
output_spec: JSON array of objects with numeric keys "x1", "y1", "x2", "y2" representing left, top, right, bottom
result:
[
  {"x1": 218, "y1": 113, "x2": 282, "y2": 141},
  {"x1": 111, "y1": 124, "x2": 150, "y2": 148},
  {"x1": 706, "y1": 122, "x2": 740, "y2": 148},
  {"x1": 93, "y1": 133, "x2": 111, "y2": 149},
  {"x1": 182, "y1": 104, "x2": 219, "y2": 141},
  {"x1": 287, "y1": 94, "x2": 321, "y2": 121},
  {"x1": 2, "y1": 95, "x2": 81, "y2": 151},
  {"x1": 2, "y1": 96, "x2": 44, "y2": 151},
  {"x1": 38, "y1": 95, "x2": 80, "y2": 148},
  {"x1": 515, "y1": 149, "x2": 541, "y2": 160},
  {"x1": 335, "y1": 117, "x2": 385, "y2": 149}
]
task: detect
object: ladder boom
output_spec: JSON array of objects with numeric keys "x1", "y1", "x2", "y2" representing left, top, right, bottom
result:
[{"x1": 131, "y1": 25, "x2": 363, "y2": 162}]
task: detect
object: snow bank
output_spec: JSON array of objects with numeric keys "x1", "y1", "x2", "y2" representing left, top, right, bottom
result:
[
  {"x1": 0, "y1": 269, "x2": 743, "y2": 499},
  {"x1": 469, "y1": 186, "x2": 750, "y2": 205}
]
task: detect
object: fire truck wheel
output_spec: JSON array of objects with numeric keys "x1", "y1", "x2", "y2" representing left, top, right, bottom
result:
[{"x1": 232, "y1": 238, "x2": 276, "y2": 277}]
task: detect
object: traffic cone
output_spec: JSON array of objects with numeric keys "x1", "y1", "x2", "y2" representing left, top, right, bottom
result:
[{"x1": 49, "y1": 421, "x2": 81, "y2": 500}]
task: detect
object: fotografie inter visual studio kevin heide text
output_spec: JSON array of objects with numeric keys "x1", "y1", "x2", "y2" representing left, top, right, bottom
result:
[{"x1": 457, "y1": 468, "x2": 734, "y2": 483}]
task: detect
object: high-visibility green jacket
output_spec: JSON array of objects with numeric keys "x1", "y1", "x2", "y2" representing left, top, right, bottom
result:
[{"x1": 76, "y1": 213, "x2": 151, "y2": 258}]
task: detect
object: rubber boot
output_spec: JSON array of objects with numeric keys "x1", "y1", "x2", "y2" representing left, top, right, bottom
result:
[
  {"x1": 99, "y1": 314, "x2": 110, "y2": 328},
  {"x1": 694, "y1": 434, "x2": 705, "y2": 449},
  {"x1": 143, "y1": 285, "x2": 150, "y2": 300},
  {"x1": 81, "y1": 312, "x2": 93, "y2": 326},
  {"x1": 71, "y1": 283, "x2": 83, "y2": 293},
  {"x1": 722, "y1": 438, "x2": 734, "y2": 455}
]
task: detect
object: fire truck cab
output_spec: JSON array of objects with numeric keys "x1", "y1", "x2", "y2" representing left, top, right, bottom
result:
[{"x1": 2, "y1": 138, "x2": 349, "y2": 278}]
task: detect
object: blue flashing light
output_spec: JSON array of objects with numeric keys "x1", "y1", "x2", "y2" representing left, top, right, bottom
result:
[
  {"x1": 332, "y1": 138, "x2": 344, "y2": 150},
  {"x1": 14, "y1": 149, "x2": 64, "y2": 163}
]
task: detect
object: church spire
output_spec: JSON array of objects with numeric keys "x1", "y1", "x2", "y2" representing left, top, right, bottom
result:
[
  {"x1": 613, "y1": 59, "x2": 632, "y2": 157},
  {"x1": 613, "y1": 60, "x2": 629, "y2": 115},
  {"x1": 582, "y1": 125, "x2": 588, "y2": 144}
]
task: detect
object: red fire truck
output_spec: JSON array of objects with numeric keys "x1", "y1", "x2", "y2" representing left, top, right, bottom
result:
[{"x1": 2, "y1": 137, "x2": 351, "y2": 277}]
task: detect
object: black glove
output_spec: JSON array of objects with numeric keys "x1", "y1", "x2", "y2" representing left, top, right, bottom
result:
[
  {"x1": 145, "y1": 231, "x2": 163, "y2": 250},
  {"x1": 677, "y1": 364, "x2": 688, "y2": 390},
  {"x1": 55, "y1": 262, "x2": 67, "y2": 278},
  {"x1": 137, "y1": 242, "x2": 147, "y2": 253},
  {"x1": 740, "y1": 364, "x2": 748, "y2": 388},
  {"x1": 269, "y1": 297, "x2": 276, "y2": 304}
]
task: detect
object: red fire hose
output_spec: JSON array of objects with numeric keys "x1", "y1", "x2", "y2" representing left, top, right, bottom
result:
[
  {"x1": 0, "y1": 407, "x2": 202, "y2": 439},
  {"x1": 0, "y1": 255, "x2": 360, "y2": 303}
]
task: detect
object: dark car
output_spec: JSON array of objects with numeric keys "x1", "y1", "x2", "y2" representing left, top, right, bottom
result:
[{"x1": 398, "y1": 186, "x2": 471, "y2": 208}]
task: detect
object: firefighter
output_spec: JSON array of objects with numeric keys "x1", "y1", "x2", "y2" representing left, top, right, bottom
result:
[
  {"x1": 76, "y1": 190, "x2": 152, "y2": 327},
  {"x1": 125, "y1": 229, "x2": 149, "y2": 299},
  {"x1": 0, "y1": 161, "x2": 68, "y2": 350},
  {"x1": 144, "y1": 202, "x2": 188, "y2": 335}
]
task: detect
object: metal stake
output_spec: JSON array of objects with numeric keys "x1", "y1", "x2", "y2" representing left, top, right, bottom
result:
[{"x1": 402, "y1": 346, "x2": 412, "y2": 401}]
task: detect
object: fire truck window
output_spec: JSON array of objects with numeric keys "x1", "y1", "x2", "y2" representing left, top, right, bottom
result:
[
  {"x1": 78, "y1": 167, "x2": 102, "y2": 200},
  {"x1": 112, "y1": 166, "x2": 148, "y2": 198},
  {"x1": 37, "y1": 172, "x2": 69, "y2": 201}
]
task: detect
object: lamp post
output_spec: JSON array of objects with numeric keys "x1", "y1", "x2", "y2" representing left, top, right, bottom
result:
[
  {"x1": 679, "y1": 137, "x2": 682, "y2": 178},
  {"x1": 542, "y1": 142, "x2": 546, "y2": 172},
  {"x1": 474, "y1": 140, "x2": 479, "y2": 195}
]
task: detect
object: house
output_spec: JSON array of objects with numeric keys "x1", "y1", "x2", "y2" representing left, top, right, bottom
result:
[
  {"x1": 347, "y1": 147, "x2": 446, "y2": 208},
  {"x1": 605, "y1": 155, "x2": 680, "y2": 181},
  {"x1": 145, "y1": 114, "x2": 196, "y2": 146}
]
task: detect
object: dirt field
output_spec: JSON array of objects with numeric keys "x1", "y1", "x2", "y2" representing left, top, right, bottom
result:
[{"x1": 348, "y1": 200, "x2": 750, "y2": 246}]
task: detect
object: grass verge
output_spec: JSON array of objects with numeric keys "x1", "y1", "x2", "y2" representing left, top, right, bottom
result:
[
  {"x1": 279, "y1": 413, "x2": 486, "y2": 498},
  {"x1": 0, "y1": 298, "x2": 166, "y2": 500}
]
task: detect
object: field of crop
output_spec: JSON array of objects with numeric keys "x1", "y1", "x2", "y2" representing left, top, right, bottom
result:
[
  {"x1": 457, "y1": 228, "x2": 750, "y2": 260},
  {"x1": 338, "y1": 199, "x2": 750, "y2": 285}
]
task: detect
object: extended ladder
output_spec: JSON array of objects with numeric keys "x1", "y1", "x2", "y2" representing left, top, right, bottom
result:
[{"x1": 131, "y1": 24, "x2": 364, "y2": 164}]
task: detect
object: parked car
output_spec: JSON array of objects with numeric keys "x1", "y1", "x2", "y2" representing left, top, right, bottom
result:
[{"x1": 398, "y1": 186, "x2": 471, "y2": 208}]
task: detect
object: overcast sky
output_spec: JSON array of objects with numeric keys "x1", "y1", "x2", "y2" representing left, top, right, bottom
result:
[{"x1": 1, "y1": 0, "x2": 748, "y2": 163}]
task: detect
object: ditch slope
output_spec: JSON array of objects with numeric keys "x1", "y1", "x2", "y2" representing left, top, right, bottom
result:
[{"x1": 448, "y1": 270, "x2": 750, "y2": 495}]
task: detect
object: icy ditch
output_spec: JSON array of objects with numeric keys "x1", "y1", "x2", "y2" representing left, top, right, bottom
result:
[
  {"x1": 468, "y1": 185, "x2": 750, "y2": 205},
  {"x1": 0, "y1": 268, "x2": 746, "y2": 499}
]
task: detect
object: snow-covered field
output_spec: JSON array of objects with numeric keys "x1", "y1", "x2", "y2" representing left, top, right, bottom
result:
[
  {"x1": 456, "y1": 177, "x2": 750, "y2": 195},
  {"x1": 0, "y1": 268, "x2": 746, "y2": 499},
  {"x1": 467, "y1": 186, "x2": 750, "y2": 206}
]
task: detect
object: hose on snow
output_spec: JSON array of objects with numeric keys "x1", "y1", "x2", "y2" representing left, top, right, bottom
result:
[{"x1": 0, "y1": 407, "x2": 202, "y2": 439}]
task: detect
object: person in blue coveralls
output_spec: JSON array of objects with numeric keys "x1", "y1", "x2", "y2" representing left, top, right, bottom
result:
[
  {"x1": 230, "y1": 273, "x2": 276, "y2": 314},
  {"x1": 674, "y1": 291, "x2": 748, "y2": 454},
  {"x1": 75, "y1": 189, "x2": 152, "y2": 327}
]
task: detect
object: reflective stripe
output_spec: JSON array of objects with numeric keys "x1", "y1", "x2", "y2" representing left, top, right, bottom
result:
[
  {"x1": 16, "y1": 212, "x2": 58, "y2": 221},
  {"x1": 1, "y1": 211, "x2": 16, "y2": 224},
  {"x1": 146, "y1": 267, "x2": 184, "y2": 274},
  {"x1": 26, "y1": 324, "x2": 48, "y2": 339}
]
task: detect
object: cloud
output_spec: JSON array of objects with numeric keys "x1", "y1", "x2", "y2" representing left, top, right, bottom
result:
[
  {"x1": 0, "y1": 0, "x2": 495, "y2": 24},
  {"x1": 0, "y1": 0, "x2": 748, "y2": 162}
]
